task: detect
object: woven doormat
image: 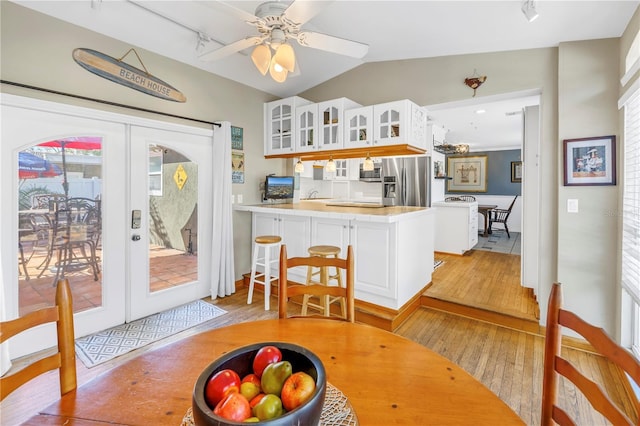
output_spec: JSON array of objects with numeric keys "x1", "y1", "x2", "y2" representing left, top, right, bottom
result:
[{"x1": 75, "y1": 300, "x2": 227, "y2": 368}]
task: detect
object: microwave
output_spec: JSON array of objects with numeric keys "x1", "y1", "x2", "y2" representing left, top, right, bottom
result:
[{"x1": 359, "y1": 163, "x2": 382, "y2": 182}]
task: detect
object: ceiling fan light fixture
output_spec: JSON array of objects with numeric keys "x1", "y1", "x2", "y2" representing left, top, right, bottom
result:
[
  {"x1": 273, "y1": 42, "x2": 296, "y2": 72},
  {"x1": 269, "y1": 57, "x2": 288, "y2": 82},
  {"x1": 251, "y1": 44, "x2": 271, "y2": 75}
]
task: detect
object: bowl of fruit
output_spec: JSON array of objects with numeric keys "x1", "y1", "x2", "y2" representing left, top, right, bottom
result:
[{"x1": 192, "y1": 342, "x2": 326, "y2": 425}]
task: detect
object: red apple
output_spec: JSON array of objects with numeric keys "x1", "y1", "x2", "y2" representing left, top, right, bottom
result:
[
  {"x1": 213, "y1": 391, "x2": 251, "y2": 422},
  {"x1": 242, "y1": 373, "x2": 261, "y2": 388},
  {"x1": 205, "y1": 369, "x2": 241, "y2": 407},
  {"x1": 280, "y1": 371, "x2": 316, "y2": 411},
  {"x1": 249, "y1": 393, "x2": 266, "y2": 409},
  {"x1": 252, "y1": 345, "x2": 282, "y2": 377}
]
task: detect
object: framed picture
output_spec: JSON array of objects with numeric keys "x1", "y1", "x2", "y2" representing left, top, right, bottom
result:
[
  {"x1": 563, "y1": 135, "x2": 616, "y2": 186},
  {"x1": 447, "y1": 155, "x2": 488, "y2": 192},
  {"x1": 511, "y1": 161, "x2": 522, "y2": 183},
  {"x1": 231, "y1": 126, "x2": 243, "y2": 150},
  {"x1": 232, "y1": 151, "x2": 244, "y2": 184}
]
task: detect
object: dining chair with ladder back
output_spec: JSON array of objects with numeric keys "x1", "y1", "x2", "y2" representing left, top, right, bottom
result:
[
  {"x1": 488, "y1": 195, "x2": 518, "y2": 238},
  {"x1": 541, "y1": 282, "x2": 640, "y2": 426},
  {"x1": 0, "y1": 278, "x2": 77, "y2": 401},
  {"x1": 278, "y1": 244, "x2": 355, "y2": 322}
]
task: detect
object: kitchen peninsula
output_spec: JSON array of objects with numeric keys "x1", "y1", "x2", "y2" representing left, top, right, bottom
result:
[{"x1": 235, "y1": 201, "x2": 435, "y2": 330}]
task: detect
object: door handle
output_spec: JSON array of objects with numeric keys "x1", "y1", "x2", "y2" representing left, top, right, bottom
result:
[{"x1": 132, "y1": 234, "x2": 141, "y2": 241}]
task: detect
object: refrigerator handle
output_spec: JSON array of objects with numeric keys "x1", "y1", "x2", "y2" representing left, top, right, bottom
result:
[{"x1": 402, "y1": 168, "x2": 407, "y2": 205}]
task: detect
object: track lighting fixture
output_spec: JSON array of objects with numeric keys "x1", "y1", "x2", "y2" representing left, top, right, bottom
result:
[{"x1": 521, "y1": 0, "x2": 539, "y2": 22}]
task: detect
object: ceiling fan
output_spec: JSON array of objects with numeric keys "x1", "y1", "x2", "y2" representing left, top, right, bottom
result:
[{"x1": 198, "y1": 0, "x2": 369, "y2": 83}]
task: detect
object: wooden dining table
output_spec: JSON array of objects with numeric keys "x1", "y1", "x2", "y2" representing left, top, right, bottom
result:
[
  {"x1": 478, "y1": 204, "x2": 498, "y2": 237},
  {"x1": 24, "y1": 319, "x2": 524, "y2": 425}
]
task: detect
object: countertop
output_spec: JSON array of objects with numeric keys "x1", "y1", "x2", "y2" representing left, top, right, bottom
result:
[{"x1": 234, "y1": 200, "x2": 434, "y2": 223}]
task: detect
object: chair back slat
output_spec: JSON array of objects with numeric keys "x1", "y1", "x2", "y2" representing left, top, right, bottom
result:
[
  {"x1": 0, "y1": 279, "x2": 77, "y2": 400},
  {"x1": 279, "y1": 245, "x2": 355, "y2": 322},
  {"x1": 541, "y1": 282, "x2": 640, "y2": 425}
]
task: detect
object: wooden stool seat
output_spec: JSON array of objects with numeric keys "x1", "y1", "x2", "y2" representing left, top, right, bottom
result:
[
  {"x1": 303, "y1": 245, "x2": 346, "y2": 318},
  {"x1": 247, "y1": 235, "x2": 282, "y2": 310}
]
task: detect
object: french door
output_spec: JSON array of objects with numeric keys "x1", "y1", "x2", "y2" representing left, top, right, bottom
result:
[{"x1": 1, "y1": 94, "x2": 213, "y2": 357}]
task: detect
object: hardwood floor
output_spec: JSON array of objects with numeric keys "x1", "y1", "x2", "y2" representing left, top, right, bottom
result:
[{"x1": 1, "y1": 251, "x2": 635, "y2": 425}]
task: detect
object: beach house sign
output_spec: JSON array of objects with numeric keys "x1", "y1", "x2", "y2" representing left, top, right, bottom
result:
[{"x1": 72, "y1": 48, "x2": 186, "y2": 103}]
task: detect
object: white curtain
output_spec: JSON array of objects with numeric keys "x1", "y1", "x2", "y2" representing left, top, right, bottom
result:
[
  {"x1": 0, "y1": 197, "x2": 12, "y2": 375},
  {"x1": 210, "y1": 122, "x2": 236, "y2": 298}
]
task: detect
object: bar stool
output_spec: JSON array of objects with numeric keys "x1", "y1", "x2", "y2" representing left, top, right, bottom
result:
[
  {"x1": 247, "y1": 235, "x2": 281, "y2": 310},
  {"x1": 302, "y1": 245, "x2": 346, "y2": 318}
]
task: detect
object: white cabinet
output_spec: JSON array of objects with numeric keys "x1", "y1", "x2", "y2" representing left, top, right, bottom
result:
[
  {"x1": 265, "y1": 96, "x2": 311, "y2": 155},
  {"x1": 349, "y1": 220, "x2": 396, "y2": 302},
  {"x1": 318, "y1": 98, "x2": 361, "y2": 151},
  {"x1": 344, "y1": 105, "x2": 374, "y2": 149},
  {"x1": 252, "y1": 212, "x2": 311, "y2": 276},
  {"x1": 295, "y1": 103, "x2": 318, "y2": 153},
  {"x1": 372, "y1": 100, "x2": 428, "y2": 151},
  {"x1": 295, "y1": 98, "x2": 361, "y2": 153},
  {"x1": 433, "y1": 201, "x2": 479, "y2": 255},
  {"x1": 238, "y1": 205, "x2": 436, "y2": 310}
]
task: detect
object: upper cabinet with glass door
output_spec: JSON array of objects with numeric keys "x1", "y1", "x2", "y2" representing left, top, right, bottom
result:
[
  {"x1": 372, "y1": 100, "x2": 429, "y2": 151},
  {"x1": 265, "y1": 96, "x2": 311, "y2": 155},
  {"x1": 344, "y1": 105, "x2": 374, "y2": 149},
  {"x1": 317, "y1": 98, "x2": 361, "y2": 151}
]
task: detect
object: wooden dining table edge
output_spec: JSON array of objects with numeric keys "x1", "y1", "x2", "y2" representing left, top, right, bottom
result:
[{"x1": 34, "y1": 318, "x2": 525, "y2": 425}]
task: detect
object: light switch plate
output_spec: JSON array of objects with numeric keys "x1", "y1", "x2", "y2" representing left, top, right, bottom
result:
[
  {"x1": 567, "y1": 199, "x2": 578, "y2": 213},
  {"x1": 237, "y1": 194, "x2": 243, "y2": 204}
]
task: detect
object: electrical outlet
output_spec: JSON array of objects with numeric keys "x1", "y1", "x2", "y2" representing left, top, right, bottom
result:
[
  {"x1": 237, "y1": 194, "x2": 243, "y2": 204},
  {"x1": 567, "y1": 199, "x2": 578, "y2": 213}
]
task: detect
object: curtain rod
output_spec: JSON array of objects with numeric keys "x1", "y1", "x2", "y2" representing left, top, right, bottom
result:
[{"x1": 0, "y1": 80, "x2": 221, "y2": 127}]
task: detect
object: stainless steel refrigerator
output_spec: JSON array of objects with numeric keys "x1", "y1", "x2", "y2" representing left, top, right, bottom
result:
[{"x1": 381, "y1": 156, "x2": 431, "y2": 207}]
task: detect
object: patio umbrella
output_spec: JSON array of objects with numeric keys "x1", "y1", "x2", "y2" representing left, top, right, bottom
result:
[
  {"x1": 18, "y1": 152, "x2": 62, "y2": 179},
  {"x1": 38, "y1": 137, "x2": 102, "y2": 198}
]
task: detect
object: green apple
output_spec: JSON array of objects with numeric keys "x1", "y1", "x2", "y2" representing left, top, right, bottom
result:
[
  {"x1": 240, "y1": 381, "x2": 261, "y2": 402},
  {"x1": 252, "y1": 394, "x2": 284, "y2": 421}
]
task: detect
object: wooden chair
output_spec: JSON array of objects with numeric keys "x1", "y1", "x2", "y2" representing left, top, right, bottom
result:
[
  {"x1": 489, "y1": 195, "x2": 518, "y2": 238},
  {"x1": 0, "y1": 278, "x2": 77, "y2": 400},
  {"x1": 278, "y1": 244, "x2": 355, "y2": 322},
  {"x1": 541, "y1": 282, "x2": 640, "y2": 425}
]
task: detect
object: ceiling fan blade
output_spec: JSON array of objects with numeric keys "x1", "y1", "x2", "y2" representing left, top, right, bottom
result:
[
  {"x1": 283, "y1": 0, "x2": 334, "y2": 26},
  {"x1": 297, "y1": 31, "x2": 369, "y2": 58},
  {"x1": 213, "y1": 0, "x2": 260, "y2": 23},
  {"x1": 198, "y1": 36, "x2": 263, "y2": 62}
]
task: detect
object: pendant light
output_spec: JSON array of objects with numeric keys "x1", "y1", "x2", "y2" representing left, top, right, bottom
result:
[
  {"x1": 363, "y1": 153, "x2": 374, "y2": 171},
  {"x1": 325, "y1": 155, "x2": 336, "y2": 172},
  {"x1": 294, "y1": 158, "x2": 304, "y2": 173}
]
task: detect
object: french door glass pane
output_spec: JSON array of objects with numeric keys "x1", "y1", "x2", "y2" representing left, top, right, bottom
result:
[
  {"x1": 148, "y1": 145, "x2": 198, "y2": 293},
  {"x1": 17, "y1": 137, "x2": 103, "y2": 316}
]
